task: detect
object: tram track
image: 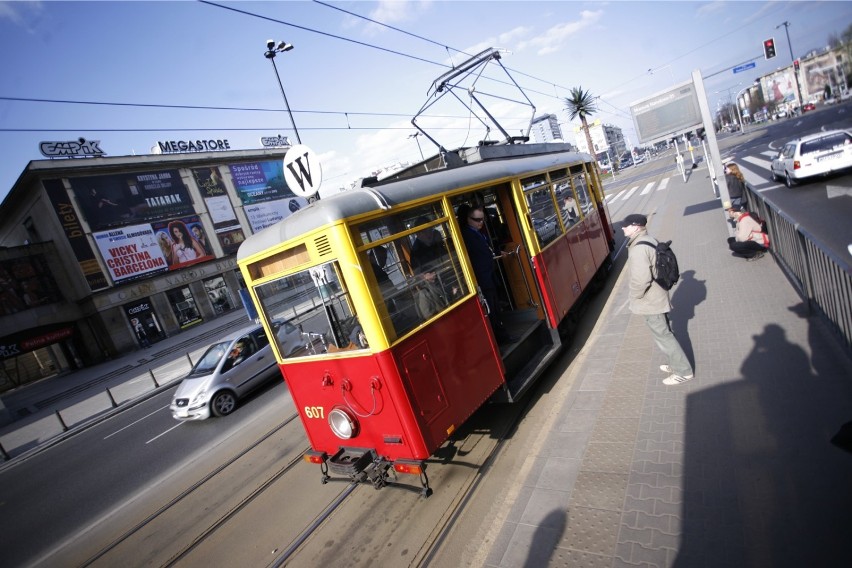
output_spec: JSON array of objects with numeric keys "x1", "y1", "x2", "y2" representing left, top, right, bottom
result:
[{"x1": 78, "y1": 412, "x2": 306, "y2": 567}]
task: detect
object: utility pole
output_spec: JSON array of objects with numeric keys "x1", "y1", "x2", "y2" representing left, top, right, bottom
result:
[{"x1": 777, "y1": 21, "x2": 805, "y2": 114}]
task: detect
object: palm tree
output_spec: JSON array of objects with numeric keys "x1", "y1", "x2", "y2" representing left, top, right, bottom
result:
[{"x1": 564, "y1": 87, "x2": 599, "y2": 163}]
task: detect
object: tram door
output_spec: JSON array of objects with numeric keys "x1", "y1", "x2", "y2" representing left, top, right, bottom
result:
[{"x1": 451, "y1": 185, "x2": 544, "y2": 322}]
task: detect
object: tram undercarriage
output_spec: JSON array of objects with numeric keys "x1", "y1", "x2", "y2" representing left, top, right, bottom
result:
[{"x1": 306, "y1": 448, "x2": 433, "y2": 498}]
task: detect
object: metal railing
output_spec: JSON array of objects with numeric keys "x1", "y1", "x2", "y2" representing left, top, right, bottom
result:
[{"x1": 747, "y1": 186, "x2": 852, "y2": 353}]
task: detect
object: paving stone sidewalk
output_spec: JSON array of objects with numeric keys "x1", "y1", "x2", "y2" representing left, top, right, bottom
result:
[{"x1": 485, "y1": 166, "x2": 852, "y2": 567}]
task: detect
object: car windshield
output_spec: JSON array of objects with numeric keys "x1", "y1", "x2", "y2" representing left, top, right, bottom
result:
[{"x1": 188, "y1": 341, "x2": 230, "y2": 376}]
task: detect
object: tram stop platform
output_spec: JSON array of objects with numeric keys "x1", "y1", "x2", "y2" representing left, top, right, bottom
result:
[{"x1": 473, "y1": 162, "x2": 852, "y2": 567}]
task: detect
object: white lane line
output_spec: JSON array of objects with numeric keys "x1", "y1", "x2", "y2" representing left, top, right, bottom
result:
[
  {"x1": 104, "y1": 404, "x2": 170, "y2": 439},
  {"x1": 606, "y1": 190, "x2": 625, "y2": 203},
  {"x1": 621, "y1": 186, "x2": 640, "y2": 200},
  {"x1": 741, "y1": 155, "x2": 770, "y2": 168},
  {"x1": 147, "y1": 422, "x2": 184, "y2": 444},
  {"x1": 640, "y1": 182, "x2": 655, "y2": 195},
  {"x1": 657, "y1": 177, "x2": 669, "y2": 191}
]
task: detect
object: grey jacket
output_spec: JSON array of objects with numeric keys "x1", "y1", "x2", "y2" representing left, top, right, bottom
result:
[{"x1": 626, "y1": 229, "x2": 672, "y2": 315}]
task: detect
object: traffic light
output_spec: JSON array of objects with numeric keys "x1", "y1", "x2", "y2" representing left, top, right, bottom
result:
[
  {"x1": 764, "y1": 38, "x2": 776, "y2": 60},
  {"x1": 794, "y1": 59, "x2": 800, "y2": 72}
]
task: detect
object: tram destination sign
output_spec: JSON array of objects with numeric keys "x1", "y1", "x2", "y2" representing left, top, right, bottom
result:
[{"x1": 629, "y1": 81, "x2": 702, "y2": 144}]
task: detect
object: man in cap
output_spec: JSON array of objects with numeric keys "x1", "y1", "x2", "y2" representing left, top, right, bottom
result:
[{"x1": 622, "y1": 214, "x2": 694, "y2": 385}]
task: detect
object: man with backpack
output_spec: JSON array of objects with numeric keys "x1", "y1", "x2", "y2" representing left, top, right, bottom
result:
[{"x1": 622, "y1": 214, "x2": 694, "y2": 386}]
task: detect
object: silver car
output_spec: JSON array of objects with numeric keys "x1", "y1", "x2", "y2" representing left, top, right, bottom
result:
[
  {"x1": 770, "y1": 129, "x2": 852, "y2": 188},
  {"x1": 170, "y1": 321, "x2": 301, "y2": 420}
]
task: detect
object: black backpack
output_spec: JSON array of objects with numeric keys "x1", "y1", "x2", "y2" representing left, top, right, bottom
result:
[{"x1": 638, "y1": 240, "x2": 680, "y2": 291}]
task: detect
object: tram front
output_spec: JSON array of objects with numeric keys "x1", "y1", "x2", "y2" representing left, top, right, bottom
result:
[{"x1": 238, "y1": 195, "x2": 505, "y2": 496}]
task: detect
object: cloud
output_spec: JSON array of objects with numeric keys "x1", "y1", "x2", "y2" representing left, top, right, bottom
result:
[
  {"x1": 518, "y1": 9, "x2": 604, "y2": 55},
  {"x1": 0, "y1": 0, "x2": 43, "y2": 31}
]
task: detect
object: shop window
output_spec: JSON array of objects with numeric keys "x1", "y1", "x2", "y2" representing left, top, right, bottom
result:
[
  {"x1": 167, "y1": 286, "x2": 203, "y2": 329},
  {"x1": 204, "y1": 276, "x2": 235, "y2": 315}
]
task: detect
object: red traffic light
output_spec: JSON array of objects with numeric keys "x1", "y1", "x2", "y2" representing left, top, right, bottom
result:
[{"x1": 763, "y1": 38, "x2": 776, "y2": 59}]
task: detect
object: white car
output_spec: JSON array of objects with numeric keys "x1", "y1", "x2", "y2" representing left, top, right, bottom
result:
[
  {"x1": 770, "y1": 129, "x2": 852, "y2": 188},
  {"x1": 170, "y1": 321, "x2": 302, "y2": 420}
]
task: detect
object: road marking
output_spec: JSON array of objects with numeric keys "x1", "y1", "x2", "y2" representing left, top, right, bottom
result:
[
  {"x1": 104, "y1": 404, "x2": 170, "y2": 439},
  {"x1": 147, "y1": 422, "x2": 184, "y2": 444},
  {"x1": 657, "y1": 178, "x2": 669, "y2": 191},
  {"x1": 827, "y1": 185, "x2": 852, "y2": 199},
  {"x1": 640, "y1": 182, "x2": 655, "y2": 195},
  {"x1": 606, "y1": 190, "x2": 625, "y2": 203},
  {"x1": 621, "y1": 186, "x2": 639, "y2": 200}
]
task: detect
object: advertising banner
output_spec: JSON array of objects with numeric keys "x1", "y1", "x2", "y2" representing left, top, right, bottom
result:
[
  {"x1": 69, "y1": 169, "x2": 193, "y2": 230},
  {"x1": 150, "y1": 215, "x2": 215, "y2": 271},
  {"x1": 229, "y1": 160, "x2": 298, "y2": 205},
  {"x1": 193, "y1": 166, "x2": 242, "y2": 254},
  {"x1": 764, "y1": 70, "x2": 797, "y2": 104},
  {"x1": 244, "y1": 199, "x2": 304, "y2": 233},
  {"x1": 93, "y1": 224, "x2": 169, "y2": 283},
  {"x1": 43, "y1": 178, "x2": 109, "y2": 291}
]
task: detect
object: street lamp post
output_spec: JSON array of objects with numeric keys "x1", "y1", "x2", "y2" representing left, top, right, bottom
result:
[
  {"x1": 264, "y1": 39, "x2": 302, "y2": 145},
  {"x1": 777, "y1": 21, "x2": 805, "y2": 115}
]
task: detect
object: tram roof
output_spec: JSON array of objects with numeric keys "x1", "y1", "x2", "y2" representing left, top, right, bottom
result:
[{"x1": 238, "y1": 143, "x2": 591, "y2": 261}]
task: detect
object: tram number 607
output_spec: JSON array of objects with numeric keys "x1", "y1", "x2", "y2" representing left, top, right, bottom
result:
[{"x1": 304, "y1": 406, "x2": 325, "y2": 419}]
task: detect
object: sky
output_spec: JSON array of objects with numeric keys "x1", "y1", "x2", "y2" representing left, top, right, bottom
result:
[{"x1": 0, "y1": 0, "x2": 849, "y2": 202}]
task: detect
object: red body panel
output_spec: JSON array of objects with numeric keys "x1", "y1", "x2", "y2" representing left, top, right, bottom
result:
[
  {"x1": 279, "y1": 298, "x2": 504, "y2": 462},
  {"x1": 533, "y1": 211, "x2": 609, "y2": 326}
]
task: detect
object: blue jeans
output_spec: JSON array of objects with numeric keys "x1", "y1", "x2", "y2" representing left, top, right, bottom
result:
[{"x1": 644, "y1": 313, "x2": 693, "y2": 377}]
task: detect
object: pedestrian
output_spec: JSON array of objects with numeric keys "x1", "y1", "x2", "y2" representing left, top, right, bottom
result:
[
  {"x1": 622, "y1": 214, "x2": 694, "y2": 385},
  {"x1": 725, "y1": 203, "x2": 769, "y2": 260},
  {"x1": 724, "y1": 162, "x2": 746, "y2": 209}
]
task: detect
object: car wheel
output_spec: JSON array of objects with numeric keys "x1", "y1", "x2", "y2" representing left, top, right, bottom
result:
[
  {"x1": 211, "y1": 391, "x2": 237, "y2": 417},
  {"x1": 770, "y1": 169, "x2": 779, "y2": 182},
  {"x1": 785, "y1": 171, "x2": 795, "y2": 188}
]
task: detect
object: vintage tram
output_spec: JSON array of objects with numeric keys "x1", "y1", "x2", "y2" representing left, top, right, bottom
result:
[{"x1": 237, "y1": 141, "x2": 614, "y2": 495}]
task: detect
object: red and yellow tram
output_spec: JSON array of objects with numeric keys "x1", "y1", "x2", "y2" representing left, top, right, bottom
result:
[{"x1": 237, "y1": 142, "x2": 613, "y2": 495}]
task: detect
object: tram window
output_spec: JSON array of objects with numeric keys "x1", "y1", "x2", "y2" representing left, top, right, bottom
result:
[
  {"x1": 521, "y1": 173, "x2": 561, "y2": 247},
  {"x1": 571, "y1": 170, "x2": 595, "y2": 216},
  {"x1": 252, "y1": 261, "x2": 367, "y2": 359},
  {"x1": 354, "y1": 208, "x2": 470, "y2": 341}
]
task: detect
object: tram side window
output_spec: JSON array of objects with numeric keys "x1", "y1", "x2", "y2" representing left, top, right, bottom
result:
[
  {"x1": 521, "y1": 173, "x2": 561, "y2": 247},
  {"x1": 355, "y1": 206, "x2": 470, "y2": 341},
  {"x1": 551, "y1": 169, "x2": 581, "y2": 230},
  {"x1": 571, "y1": 170, "x2": 595, "y2": 216},
  {"x1": 252, "y1": 261, "x2": 367, "y2": 360}
]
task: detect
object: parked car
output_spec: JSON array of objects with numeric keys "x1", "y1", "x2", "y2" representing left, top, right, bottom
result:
[
  {"x1": 770, "y1": 129, "x2": 852, "y2": 188},
  {"x1": 802, "y1": 102, "x2": 816, "y2": 112},
  {"x1": 774, "y1": 108, "x2": 788, "y2": 120},
  {"x1": 532, "y1": 217, "x2": 557, "y2": 244},
  {"x1": 619, "y1": 155, "x2": 633, "y2": 169},
  {"x1": 170, "y1": 321, "x2": 301, "y2": 420}
]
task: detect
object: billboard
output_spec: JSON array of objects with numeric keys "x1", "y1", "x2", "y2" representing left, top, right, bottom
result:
[
  {"x1": 93, "y1": 216, "x2": 214, "y2": 283},
  {"x1": 192, "y1": 166, "x2": 244, "y2": 255},
  {"x1": 228, "y1": 160, "x2": 308, "y2": 233},
  {"x1": 630, "y1": 82, "x2": 702, "y2": 144},
  {"x1": 69, "y1": 169, "x2": 193, "y2": 231}
]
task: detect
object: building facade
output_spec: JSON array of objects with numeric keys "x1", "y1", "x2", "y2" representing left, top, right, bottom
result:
[
  {"x1": 0, "y1": 144, "x2": 306, "y2": 391},
  {"x1": 530, "y1": 114, "x2": 565, "y2": 144},
  {"x1": 572, "y1": 121, "x2": 627, "y2": 165}
]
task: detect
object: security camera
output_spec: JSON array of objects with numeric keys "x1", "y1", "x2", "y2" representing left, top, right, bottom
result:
[{"x1": 267, "y1": 39, "x2": 275, "y2": 50}]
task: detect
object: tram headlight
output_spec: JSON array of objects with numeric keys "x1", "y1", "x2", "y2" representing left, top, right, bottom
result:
[{"x1": 328, "y1": 408, "x2": 359, "y2": 439}]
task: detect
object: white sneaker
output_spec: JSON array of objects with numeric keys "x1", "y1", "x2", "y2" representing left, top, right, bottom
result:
[
  {"x1": 660, "y1": 365, "x2": 673, "y2": 373},
  {"x1": 663, "y1": 373, "x2": 694, "y2": 386}
]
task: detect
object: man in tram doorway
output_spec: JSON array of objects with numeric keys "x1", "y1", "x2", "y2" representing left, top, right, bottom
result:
[
  {"x1": 458, "y1": 204, "x2": 515, "y2": 346},
  {"x1": 621, "y1": 214, "x2": 694, "y2": 385}
]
